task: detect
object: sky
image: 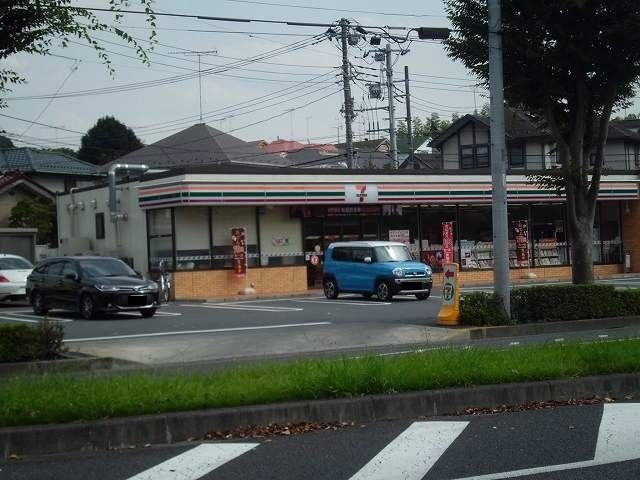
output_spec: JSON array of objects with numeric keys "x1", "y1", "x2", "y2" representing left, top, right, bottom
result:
[{"x1": 1, "y1": 0, "x2": 638, "y2": 152}]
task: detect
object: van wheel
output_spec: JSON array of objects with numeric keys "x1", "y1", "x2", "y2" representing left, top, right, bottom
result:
[
  {"x1": 323, "y1": 278, "x2": 339, "y2": 299},
  {"x1": 376, "y1": 281, "x2": 393, "y2": 302},
  {"x1": 415, "y1": 291, "x2": 431, "y2": 300}
]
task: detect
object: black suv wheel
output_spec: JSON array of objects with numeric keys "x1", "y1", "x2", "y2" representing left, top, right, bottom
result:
[
  {"x1": 80, "y1": 294, "x2": 97, "y2": 320},
  {"x1": 31, "y1": 291, "x2": 49, "y2": 315},
  {"x1": 140, "y1": 307, "x2": 156, "y2": 318}
]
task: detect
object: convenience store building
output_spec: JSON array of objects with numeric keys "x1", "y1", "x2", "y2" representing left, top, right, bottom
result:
[{"x1": 56, "y1": 165, "x2": 639, "y2": 300}]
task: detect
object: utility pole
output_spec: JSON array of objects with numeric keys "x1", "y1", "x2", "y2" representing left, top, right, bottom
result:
[
  {"x1": 488, "y1": 0, "x2": 510, "y2": 315},
  {"x1": 339, "y1": 18, "x2": 355, "y2": 168},
  {"x1": 404, "y1": 65, "x2": 416, "y2": 169},
  {"x1": 385, "y1": 43, "x2": 398, "y2": 169}
]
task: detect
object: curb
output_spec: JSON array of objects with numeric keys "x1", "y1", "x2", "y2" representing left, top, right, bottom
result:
[
  {"x1": 2, "y1": 372, "x2": 639, "y2": 459},
  {"x1": 468, "y1": 316, "x2": 640, "y2": 339}
]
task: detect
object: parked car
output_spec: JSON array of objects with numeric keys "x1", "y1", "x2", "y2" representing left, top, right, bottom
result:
[
  {"x1": 322, "y1": 241, "x2": 433, "y2": 301},
  {"x1": 0, "y1": 254, "x2": 33, "y2": 302},
  {"x1": 26, "y1": 256, "x2": 159, "y2": 319}
]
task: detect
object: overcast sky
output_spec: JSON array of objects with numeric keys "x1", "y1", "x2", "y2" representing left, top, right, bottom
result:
[{"x1": 2, "y1": 0, "x2": 639, "y2": 152}]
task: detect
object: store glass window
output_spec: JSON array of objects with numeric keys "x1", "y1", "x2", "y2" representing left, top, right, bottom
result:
[
  {"x1": 174, "y1": 207, "x2": 211, "y2": 270},
  {"x1": 459, "y1": 206, "x2": 493, "y2": 269},
  {"x1": 419, "y1": 206, "x2": 458, "y2": 271},
  {"x1": 531, "y1": 204, "x2": 568, "y2": 266},
  {"x1": 599, "y1": 202, "x2": 622, "y2": 264},
  {"x1": 380, "y1": 206, "x2": 419, "y2": 259},
  {"x1": 211, "y1": 207, "x2": 258, "y2": 268},
  {"x1": 258, "y1": 206, "x2": 304, "y2": 267},
  {"x1": 148, "y1": 208, "x2": 174, "y2": 270}
]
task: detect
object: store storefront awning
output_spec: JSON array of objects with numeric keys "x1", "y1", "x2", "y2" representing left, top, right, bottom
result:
[{"x1": 138, "y1": 173, "x2": 640, "y2": 209}]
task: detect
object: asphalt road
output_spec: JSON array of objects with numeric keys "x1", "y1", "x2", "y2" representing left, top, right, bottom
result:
[
  {"x1": 1, "y1": 277, "x2": 639, "y2": 365},
  {"x1": 2, "y1": 402, "x2": 639, "y2": 479}
]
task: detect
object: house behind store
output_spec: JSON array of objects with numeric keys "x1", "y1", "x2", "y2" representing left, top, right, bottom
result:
[{"x1": 55, "y1": 116, "x2": 640, "y2": 300}]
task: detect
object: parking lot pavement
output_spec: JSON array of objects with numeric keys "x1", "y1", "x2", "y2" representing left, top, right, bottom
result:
[{"x1": 0, "y1": 295, "x2": 450, "y2": 365}]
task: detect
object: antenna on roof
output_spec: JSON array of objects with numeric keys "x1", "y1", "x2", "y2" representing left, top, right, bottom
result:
[{"x1": 168, "y1": 49, "x2": 219, "y2": 123}]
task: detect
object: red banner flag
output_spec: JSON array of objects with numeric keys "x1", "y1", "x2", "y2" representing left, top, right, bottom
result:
[
  {"x1": 231, "y1": 227, "x2": 247, "y2": 277},
  {"x1": 442, "y1": 222, "x2": 454, "y2": 263}
]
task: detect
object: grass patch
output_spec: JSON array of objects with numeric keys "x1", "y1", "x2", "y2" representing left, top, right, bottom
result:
[{"x1": 1, "y1": 339, "x2": 639, "y2": 428}]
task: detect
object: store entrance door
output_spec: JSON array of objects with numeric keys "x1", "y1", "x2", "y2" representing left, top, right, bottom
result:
[{"x1": 323, "y1": 219, "x2": 361, "y2": 249}]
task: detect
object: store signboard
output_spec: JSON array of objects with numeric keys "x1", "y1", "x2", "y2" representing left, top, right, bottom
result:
[
  {"x1": 389, "y1": 229, "x2": 410, "y2": 245},
  {"x1": 442, "y1": 222, "x2": 454, "y2": 262},
  {"x1": 231, "y1": 227, "x2": 247, "y2": 277},
  {"x1": 513, "y1": 220, "x2": 530, "y2": 267},
  {"x1": 345, "y1": 184, "x2": 379, "y2": 204}
]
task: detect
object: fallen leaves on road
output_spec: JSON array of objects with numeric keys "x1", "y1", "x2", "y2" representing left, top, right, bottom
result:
[
  {"x1": 202, "y1": 421, "x2": 356, "y2": 441},
  {"x1": 447, "y1": 396, "x2": 612, "y2": 416}
]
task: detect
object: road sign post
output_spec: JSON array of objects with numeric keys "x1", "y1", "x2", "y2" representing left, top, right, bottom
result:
[{"x1": 437, "y1": 263, "x2": 460, "y2": 326}]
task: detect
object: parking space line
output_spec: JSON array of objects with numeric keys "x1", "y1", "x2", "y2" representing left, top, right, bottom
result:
[
  {"x1": 0, "y1": 313, "x2": 74, "y2": 323},
  {"x1": 0, "y1": 315, "x2": 42, "y2": 324},
  {"x1": 64, "y1": 321, "x2": 331, "y2": 343},
  {"x1": 182, "y1": 304, "x2": 303, "y2": 312},
  {"x1": 292, "y1": 299, "x2": 392, "y2": 306}
]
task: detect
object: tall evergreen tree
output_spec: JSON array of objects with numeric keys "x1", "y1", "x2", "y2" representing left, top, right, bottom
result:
[{"x1": 77, "y1": 116, "x2": 143, "y2": 165}]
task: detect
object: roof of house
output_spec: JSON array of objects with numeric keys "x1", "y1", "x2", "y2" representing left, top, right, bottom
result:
[
  {"x1": 431, "y1": 109, "x2": 640, "y2": 147},
  {"x1": 399, "y1": 153, "x2": 441, "y2": 170},
  {"x1": 104, "y1": 123, "x2": 293, "y2": 169},
  {"x1": 0, "y1": 148, "x2": 100, "y2": 176},
  {"x1": 0, "y1": 172, "x2": 54, "y2": 199},
  {"x1": 335, "y1": 138, "x2": 390, "y2": 152}
]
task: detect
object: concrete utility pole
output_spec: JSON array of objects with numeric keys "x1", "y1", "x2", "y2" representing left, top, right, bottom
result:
[
  {"x1": 339, "y1": 18, "x2": 355, "y2": 168},
  {"x1": 404, "y1": 65, "x2": 416, "y2": 169},
  {"x1": 385, "y1": 43, "x2": 398, "y2": 168},
  {"x1": 488, "y1": 0, "x2": 511, "y2": 315}
]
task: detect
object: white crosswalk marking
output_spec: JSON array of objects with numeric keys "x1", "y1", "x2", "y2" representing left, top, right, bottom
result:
[
  {"x1": 452, "y1": 403, "x2": 640, "y2": 479},
  {"x1": 125, "y1": 443, "x2": 257, "y2": 480},
  {"x1": 349, "y1": 421, "x2": 469, "y2": 480}
]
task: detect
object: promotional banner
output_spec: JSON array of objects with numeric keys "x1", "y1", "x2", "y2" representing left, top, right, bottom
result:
[
  {"x1": 231, "y1": 227, "x2": 247, "y2": 278},
  {"x1": 513, "y1": 220, "x2": 530, "y2": 267},
  {"x1": 442, "y1": 222, "x2": 454, "y2": 262}
]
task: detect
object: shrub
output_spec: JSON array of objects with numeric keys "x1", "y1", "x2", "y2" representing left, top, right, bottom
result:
[
  {"x1": 510, "y1": 285, "x2": 628, "y2": 323},
  {"x1": 460, "y1": 292, "x2": 511, "y2": 326},
  {"x1": 0, "y1": 320, "x2": 65, "y2": 363}
]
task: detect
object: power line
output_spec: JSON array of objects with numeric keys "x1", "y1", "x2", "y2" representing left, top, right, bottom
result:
[{"x1": 218, "y1": 0, "x2": 447, "y2": 18}]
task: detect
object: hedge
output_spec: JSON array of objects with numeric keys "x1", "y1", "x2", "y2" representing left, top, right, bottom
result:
[
  {"x1": 0, "y1": 320, "x2": 65, "y2": 363},
  {"x1": 460, "y1": 284, "x2": 640, "y2": 326}
]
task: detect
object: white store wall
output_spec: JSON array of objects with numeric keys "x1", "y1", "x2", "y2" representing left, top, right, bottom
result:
[{"x1": 258, "y1": 206, "x2": 302, "y2": 266}]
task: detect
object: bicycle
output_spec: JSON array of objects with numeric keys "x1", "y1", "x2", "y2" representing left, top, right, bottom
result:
[{"x1": 158, "y1": 260, "x2": 171, "y2": 303}]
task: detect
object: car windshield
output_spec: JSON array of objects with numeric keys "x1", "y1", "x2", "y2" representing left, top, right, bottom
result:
[
  {"x1": 78, "y1": 259, "x2": 137, "y2": 277},
  {"x1": 0, "y1": 257, "x2": 33, "y2": 270},
  {"x1": 373, "y1": 245, "x2": 412, "y2": 262}
]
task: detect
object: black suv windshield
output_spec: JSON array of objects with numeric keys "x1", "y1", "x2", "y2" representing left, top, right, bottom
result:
[
  {"x1": 373, "y1": 245, "x2": 412, "y2": 262},
  {"x1": 0, "y1": 257, "x2": 33, "y2": 269},
  {"x1": 78, "y1": 259, "x2": 136, "y2": 278}
]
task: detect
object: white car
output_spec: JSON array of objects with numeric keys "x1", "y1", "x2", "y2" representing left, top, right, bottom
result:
[{"x1": 0, "y1": 254, "x2": 34, "y2": 302}]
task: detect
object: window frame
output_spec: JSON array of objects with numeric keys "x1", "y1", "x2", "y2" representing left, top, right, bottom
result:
[{"x1": 459, "y1": 143, "x2": 491, "y2": 169}]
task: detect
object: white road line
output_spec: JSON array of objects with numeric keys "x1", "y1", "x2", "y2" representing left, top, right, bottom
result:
[
  {"x1": 64, "y1": 321, "x2": 331, "y2": 343},
  {"x1": 125, "y1": 442, "x2": 257, "y2": 480},
  {"x1": 181, "y1": 304, "x2": 302, "y2": 312},
  {"x1": 349, "y1": 421, "x2": 469, "y2": 480},
  {"x1": 509, "y1": 341, "x2": 520, "y2": 346},
  {"x1": 554, "y1": 338, "x2": 565, "y2": 342},
  {"x1": 8, "y1": 312, "x2": 74, "y2": 323},
  {"x1": 452, "y1": 403, "x2": 640, "y2": 479},
  {"x1": 598, "y1": 334, "x2": 609, "y2": 339},
  {"x1": 292, "y1": 299, "x2": 392, "y2": 306},
  {"x1": 152, "y1": 311, "x2": 183, "y2": 317},
  {"x1": 0, "y1": 314, "x2": 73, "y2": 324}
]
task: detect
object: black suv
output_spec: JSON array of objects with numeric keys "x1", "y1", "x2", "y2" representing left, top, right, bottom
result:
[{"x1": 26, "y1": 256, "x2": 160, "y2": 319}]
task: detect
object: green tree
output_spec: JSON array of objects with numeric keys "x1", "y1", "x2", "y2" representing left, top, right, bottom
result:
[
  {"x1": 0, "y1": 1, "x2": 156, "y2": 106},
  {"x1": 397, "y1": 113, "x2": 454, "y2": 153},
  {"x1": 77, "y1": 116, "x2": 143, "y2": 165},
  {"x1": 0, "y1": 134, "x2": 14, "y2": 148},
  {"x1": 9, "y1": 197, "x2": 57, "y2": 245},
  {"x1": 46, "y1": 147, "x2": 77, "y2": 158},
  {"x1": 444, "y1": 0, "x2": 640, "y2": 284}
]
